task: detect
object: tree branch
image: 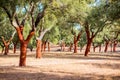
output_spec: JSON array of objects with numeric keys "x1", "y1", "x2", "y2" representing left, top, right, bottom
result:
[
  {"x1": 37, "y1": 27, "x2": 51, "y2": 40},
  {"x1": 85, "y1": 21, "x2": 90, "y2": 40},
  {"x1": 35, "y1": 5, "x2": 47, "y2": 27},
  {"x1": 77, "y1": 31, "x2": 82, "y2": 41},
  {"x1": 2, "y1": 6, "x2": 12, "y2": 25},
  {"x1": 1, "y1": 36, "x2": 6, "y2": 45},
  {"x1": 25, "y1": 30, "x2": 35, "y2": 43}
]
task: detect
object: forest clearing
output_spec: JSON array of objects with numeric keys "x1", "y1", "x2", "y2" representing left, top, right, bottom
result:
[
  {"x1": 0, "y1": 47, "x2": 120, "y2": 80},
  {"x1": 0, "y1": 0, "x2": 120, "y2": 80}
]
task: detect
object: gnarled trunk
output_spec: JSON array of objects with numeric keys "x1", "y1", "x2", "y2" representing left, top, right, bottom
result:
[
  {"x1": 19, "y1": 41, "x2": 28, "y2": 66},
  {"x1": 85, "y1": 39, "x2": 92, "y2": 56},
  {"x1": 16, "y1": 26, "x2": 35, "y2": 66},
  {"x1": 36, "y1": 40, "x2": 42, "y2": 58}
]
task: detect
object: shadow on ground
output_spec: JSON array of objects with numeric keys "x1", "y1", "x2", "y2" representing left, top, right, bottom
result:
[{"x1": 0, "y1": 66, "x2": 120, "y2": 80}]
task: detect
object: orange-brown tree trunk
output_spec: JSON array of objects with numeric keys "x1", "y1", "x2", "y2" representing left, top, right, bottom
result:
[
  {"x1": 1, "y1": 37, "x2": 12, "y2": 55},
  {"x1": 4, "y1": 44, "x2": 9, "y2": 55},
  {"x1": 104, "y1": 41, "x2": 109, "y2": 52},
  {"x1": 16, "y1": 26, "x2": 35, "y2": 66},
  {"x1": 19, "y1": 41, "x2": 28, "y2": 66},
  {"x1": 74, "y1": 40, "x2": 77, "y2": 53},
  {"x1": 85, "y1": 39, "x2": 92, "y2": 56},
  {"x1": 36, "y1": 40, "x2": 42, "y2": 58}
]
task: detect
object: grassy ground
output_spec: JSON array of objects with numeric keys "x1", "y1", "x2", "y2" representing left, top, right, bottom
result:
[{"x1": 0, "y1": 50, "x2": 120, "y2": 80}]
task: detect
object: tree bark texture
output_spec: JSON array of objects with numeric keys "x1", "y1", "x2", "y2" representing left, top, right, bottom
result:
[
  {"x1": 19, "y1": 41, "x2": 28, "y2": 66},
  {"x1": 36, "y1": 40, "x2": 42, "y2": 58},
  {"x1": 85, "y1": 39, "x2": 92, "y2": 56}
]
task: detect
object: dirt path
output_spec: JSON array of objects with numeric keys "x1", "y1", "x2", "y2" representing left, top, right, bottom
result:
[{"x1": 0, "y1": 52, "x2": 120, "y2": 80}]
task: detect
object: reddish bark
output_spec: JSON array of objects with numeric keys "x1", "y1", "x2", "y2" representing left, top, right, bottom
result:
[
  {"x1": 73, "y1": 32, "x2": 82, "y2": 53},
  {"x1": 1, "y1": 37, "x2": 12, "y2": 55},
  {"x1": 2, "y1": 4, "x2": 46, "y2": 66},
  {"x1": 36, "y1": 40, "x2": 42, "y2": 58},
  {"x1": 16, "y1": 27, "x2": 35, "y2": 66},
  {"x1": 4, "y1": 44, "x2": 9, "y2": 55},
  {"x1": 85, "y1": 39, "x2": 92, "y2": 56},
  {"x1": 113, "y1": 41, "x2": 118, "y2": 52},
  {"x1": 19, "y1": 41, "x2": 27, "y2": 66},
  {"x1": 74, "y1": 34, "x2": 77, "y2": 53},
  {"x1": 104, "y1": 41, "x2": 109, "y2": 52},
  {"x1": 74, "y1": 41, "x2": 77, "y2": 53},
  {"x1": 48, "y1": 42, "x2": 50, "y2": 52}
]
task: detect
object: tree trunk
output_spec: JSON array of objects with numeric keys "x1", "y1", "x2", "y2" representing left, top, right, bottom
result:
[
  {"x1": 74, "y1": 41, "x2": 78, "y2": 53},
  {"x1": 99, "y1": 45, "x2": 101, "y2": 52},
  {"x1": 85, "y1": 39, "x2": 92, "y2": 56},
  {"x1": 110, "y1": 42, "x2": 113, "y2": 52},
  {"x1": 19, "y1": 41, "x2": 28, "y2": 66},
  {"x1": 80, "y1": 47, "x2": 83, "y2": 52},
  {"x1": 93, "y1": 46, "x2": 96, "y2": 52},
  {"x1": 74, "y1": 34, "x2": 77, "y2": 53},
  {"x1": 13, "y1": 44, "x2": 17, "y2": 53},
  {"x1": 113, "y1": 41, "x2": 117, "y2": 52},
  {"x1": 104, "y1": 41, "x2": 109, "y2": 52},
  {"x1": 41, "y1": 42, "x2": 44, "y2": 52},
  {"x1": 4, "y1": 44, "x2": 9, "y2": 55},
  {"x1": 63, "y1": 43, "x2": 65, "y2": 51},
  {"x1": 43, "y1": 41, "x2": 47, "y2": 51},
  {"x1": 69, "y1": 43, "x2": 73, "y2": 51},
  {"x1": 36, "y1": 40, "x2": 42, "y2": 58},
  {"x1": 48, "y1": 42, "x2": 50, "y2": 52}
]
